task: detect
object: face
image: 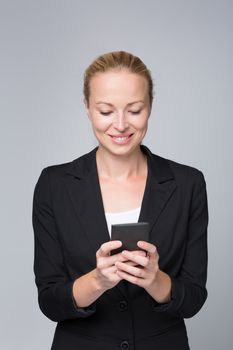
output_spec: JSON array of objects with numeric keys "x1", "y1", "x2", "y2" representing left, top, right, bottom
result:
[{"x1": 85, "y1": 70, "x2": 151, "y2": 157}]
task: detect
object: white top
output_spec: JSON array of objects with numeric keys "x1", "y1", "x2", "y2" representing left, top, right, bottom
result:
[{"x1": 105, "y1": 207, "x2": 141, "y2": 237}]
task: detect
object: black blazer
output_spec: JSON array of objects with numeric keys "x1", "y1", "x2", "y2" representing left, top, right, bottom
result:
[{"x1": 32, "y1": 145, "x2": 208, "y2": 350}]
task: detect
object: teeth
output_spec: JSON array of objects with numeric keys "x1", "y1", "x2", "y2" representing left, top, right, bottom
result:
[{"x1": 114, "y1": 137, "x2": 128, "y2": 141}]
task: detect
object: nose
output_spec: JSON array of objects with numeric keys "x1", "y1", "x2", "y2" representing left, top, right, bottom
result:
[{"x1": 113, "y1": 113, "x2": 129, "y2": 131}]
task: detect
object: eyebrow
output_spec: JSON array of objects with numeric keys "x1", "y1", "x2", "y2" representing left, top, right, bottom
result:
[{"x1": 96, "y1": 100, "x2": 144, "y2": 107}]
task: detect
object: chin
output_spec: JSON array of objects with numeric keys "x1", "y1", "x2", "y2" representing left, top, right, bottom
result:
[{"x1": 98, "y1": 142, "x2": 141, "y2": 157}]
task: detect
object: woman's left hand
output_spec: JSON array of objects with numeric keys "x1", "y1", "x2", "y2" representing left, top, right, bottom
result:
[
  {"x1": 115, "y1": 241, "x2": 159, "y2": 289},
  {"x1": 115, "y1": 241, "x2": 172, "y2": 303}
]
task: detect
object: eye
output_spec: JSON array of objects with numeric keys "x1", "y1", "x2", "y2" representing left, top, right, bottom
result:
[
  {"x1": 130, "y1": 110, "x2": 141, "y2": 115},
  {"x1": 100, "y1": 111, "x2": 112, "y2": 116}
]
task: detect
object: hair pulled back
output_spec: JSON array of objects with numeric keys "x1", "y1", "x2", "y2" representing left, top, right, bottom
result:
[{"x1": 83, "y1": 51, "x2": 154, "y2": 107}]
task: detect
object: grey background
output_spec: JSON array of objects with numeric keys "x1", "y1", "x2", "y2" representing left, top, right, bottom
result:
[{"x1": 0, "y1": 0, "x2": 232, "y2": 349}]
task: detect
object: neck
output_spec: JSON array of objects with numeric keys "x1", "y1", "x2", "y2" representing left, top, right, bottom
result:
[{"x1": 96, "y1": 145, "x2": 147, "y2": 180}]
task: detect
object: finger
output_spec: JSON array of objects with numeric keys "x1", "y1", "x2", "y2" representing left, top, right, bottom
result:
[
  {"x1": 116, "y1": 269, "x2": 141, "y2": 286},
  {"x1": 121, "y1": 250, "x2": 149, "y2": 267},
  {"x1": 97, "y1": 252, "x2": 129, "y2": 269},
  {"x1": 102, "y1": 265, "x2": 123, "y2": 283},
  {"x1": 105, "y1": 265, "x2": 120, "y2": 275},
  {"x1": 115, "y1": 261, "x2": 145, "y2": 278},
  {"x1": 124, "y1": 260, "x2": 144, "y2": 267},
  {"x1": 131, "y1": 250, "x2": 147, "y2": 257},
  {"x1": 137, "y1": 241, "x2": 158, "y2": 259},
  {"x1": 96, "y1": 241, "x2": 122, "y2": 258}
]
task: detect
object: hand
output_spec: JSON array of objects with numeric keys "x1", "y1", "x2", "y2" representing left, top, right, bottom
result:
[
  {"x1": 115, "y1": 241, "x2": 159, "y2": 289},
  {"x1": 95, "y1": 240, "x2": 127, "y2": 291},
  {"x1": 95, "y1": 241, "x2": 147, "y2": 292}
]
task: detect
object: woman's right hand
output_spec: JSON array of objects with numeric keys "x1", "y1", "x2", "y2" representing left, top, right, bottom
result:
[
  {"x1": 72, "y1": 241, "x2": 147, "y2": 308},
  {"x1": 95, "y1": 240, "x2": 125, "y2": 291},
  {"x1": 94, "y1": 240, "x2": 147, "y2": 291}
]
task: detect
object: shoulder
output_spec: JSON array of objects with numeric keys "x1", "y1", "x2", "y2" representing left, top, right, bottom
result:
[
  {"x1": 167, "y1": 156, "x2": 206, "y2": 191},
  {"x1": 34, "y1": 148, "x2": 97, "y2": 189},
  {"x1": 166, "y1": 157, "x2": 205, "y2": 183},
  {"x1": 144, "y1": 145, "x2": 206, "y2": 188},
  {"x1": 38, "y1": 148, "x2": 97, "y2": 179}
]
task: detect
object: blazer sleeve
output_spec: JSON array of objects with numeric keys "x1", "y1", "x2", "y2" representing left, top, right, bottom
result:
[
  {"x1": 32, "y1": 167, "x2": 96, "y2": 322},
  {"x1": 152, "y1": 169, "x2": 208, "y2": 318}
]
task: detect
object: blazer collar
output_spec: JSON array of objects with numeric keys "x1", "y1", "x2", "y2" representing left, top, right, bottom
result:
[
  {"x1": 65, "y1": 147, "x2": 99, "y2": 179},
  {"x1": 65, "y1": 144, "x2": 174, "y2": 184}
]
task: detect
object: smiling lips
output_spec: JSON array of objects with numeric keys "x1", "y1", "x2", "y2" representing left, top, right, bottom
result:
[{"x1": 110, "y1": 133, "x2": 133, "y2": 145}]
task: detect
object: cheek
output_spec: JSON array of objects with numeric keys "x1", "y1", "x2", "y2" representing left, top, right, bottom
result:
[
  {"x1": 134, "y1": 117, "x2": 148, "y2": 131},
  {"x1": 91, "y1": 118, "x2": 111, "y2": 132}
]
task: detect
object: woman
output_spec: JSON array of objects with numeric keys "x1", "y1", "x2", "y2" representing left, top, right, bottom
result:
[{"x1": 32, "y1": 51, "x2": 208, "y2": 350}]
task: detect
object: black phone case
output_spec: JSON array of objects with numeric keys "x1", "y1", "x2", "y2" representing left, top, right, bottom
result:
[{"x1": 111, "y1": 222, "x2": 150, "y2": 254}]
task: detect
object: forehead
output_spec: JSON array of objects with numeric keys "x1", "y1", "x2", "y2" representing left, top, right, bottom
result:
[{"x1": 89, "y1": 70, "x2": 148, "y2": 102}]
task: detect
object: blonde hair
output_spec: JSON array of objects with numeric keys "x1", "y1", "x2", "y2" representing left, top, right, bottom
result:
[{"x1": 83, "y1": 51, "x2": 154, "y2": 107}]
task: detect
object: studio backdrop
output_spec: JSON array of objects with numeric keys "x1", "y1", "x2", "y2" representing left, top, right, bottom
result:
[{"x1": 0, "y1": 1, "x2": 232, "y2": 349}]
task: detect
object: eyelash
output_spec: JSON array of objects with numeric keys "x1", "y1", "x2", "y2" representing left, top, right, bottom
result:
[
  {"x1": 100, "y1": 110, "x2": 141, "y2": 116},
  {"x1": 130, "y1": 110, "x2": 141, "y2": 115},
  {"x1": 100, "y1": 112, "x2": 112, "y2": 116}
]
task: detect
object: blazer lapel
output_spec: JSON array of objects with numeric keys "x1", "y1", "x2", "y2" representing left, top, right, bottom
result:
[
  {"x1": 63, "y1": 148, "x2": 110, "y2": 265},
  {"x1": 63, "y1": 147, "x2": 128, "y2": 298},
  {"x1": 126, "y1": 146, "x2": 178, "y2": 298},
  {"x1": 139, "y1": 146, "x2": 177, "y2": 233}
]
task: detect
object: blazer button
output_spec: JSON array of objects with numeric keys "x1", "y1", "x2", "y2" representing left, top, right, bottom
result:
[
  {"x1": 119, "y1": 300, "x2": 127, "y2": 311},
  {"x1": 120, "y1": 340, "x2": 129, "y2": 349}
]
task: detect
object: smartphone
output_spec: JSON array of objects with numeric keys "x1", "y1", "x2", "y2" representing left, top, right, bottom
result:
[{"x1": 110, "y1": 222, "x2": 150, "y2": 255}]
